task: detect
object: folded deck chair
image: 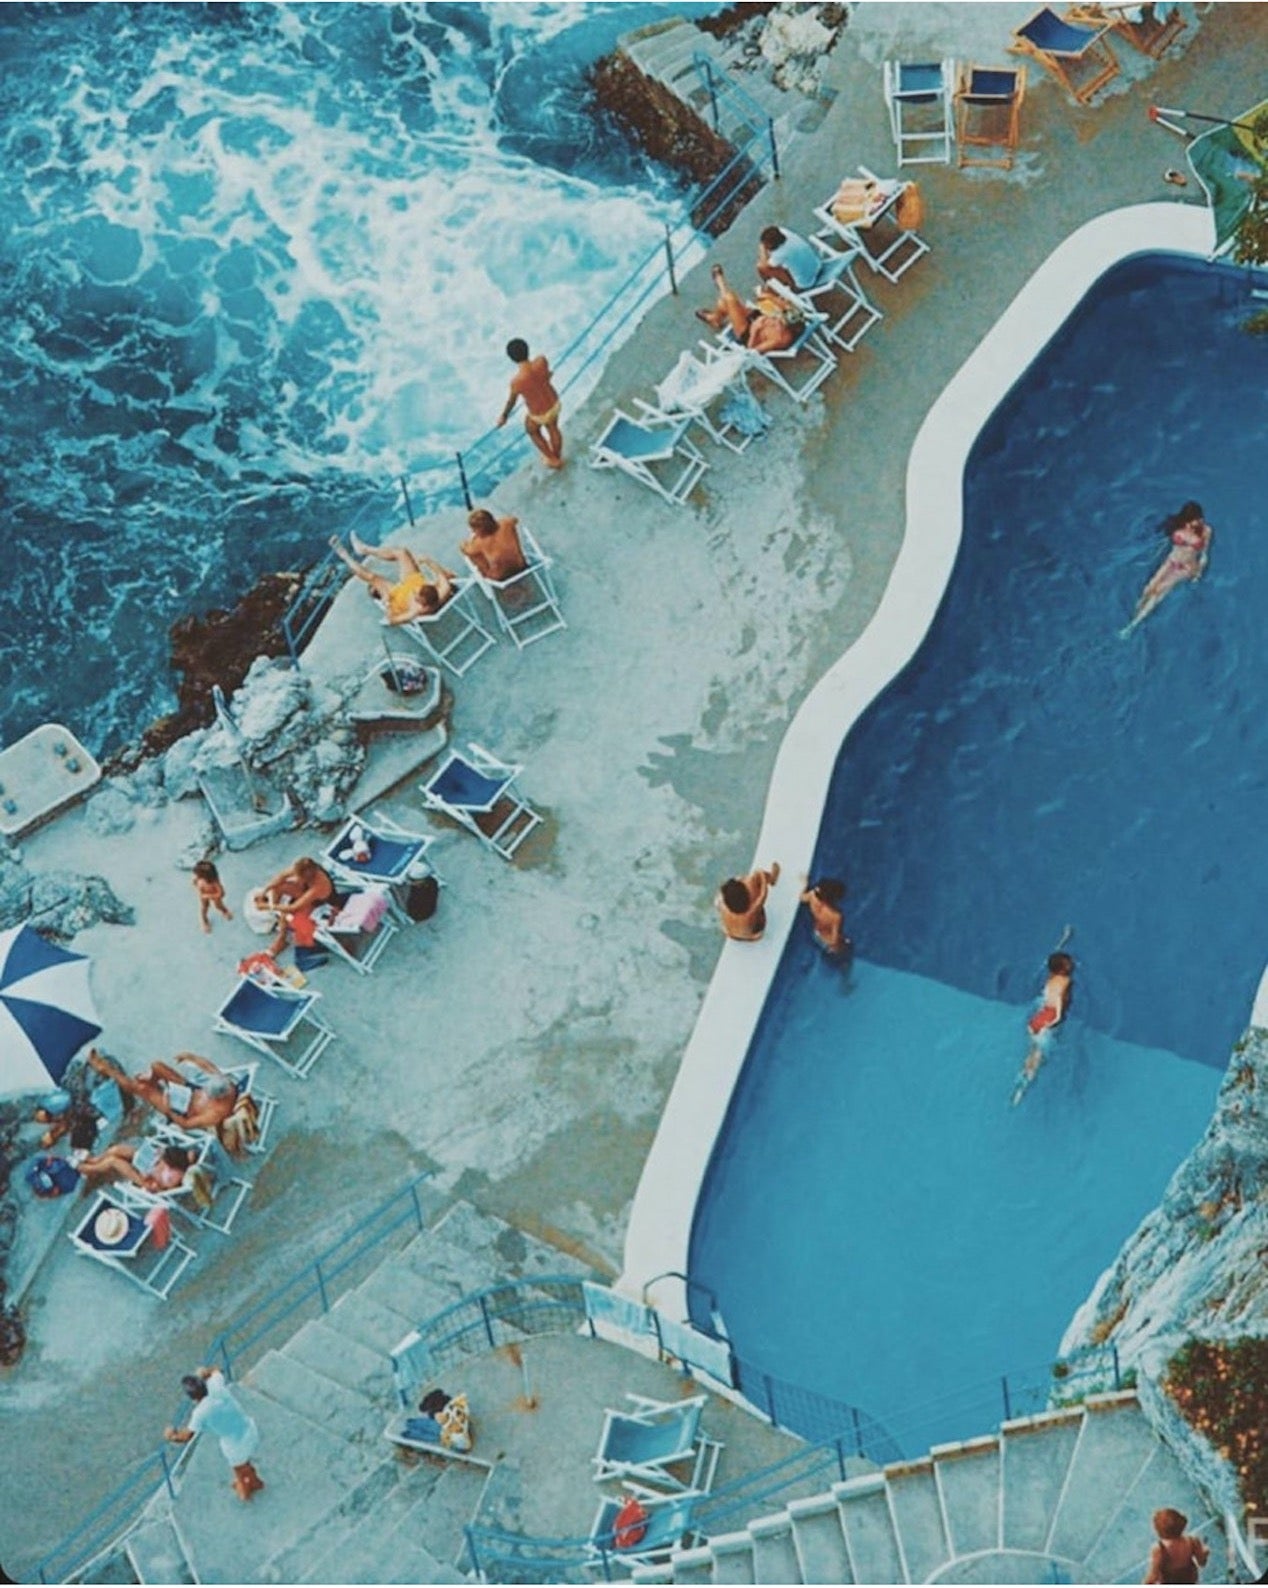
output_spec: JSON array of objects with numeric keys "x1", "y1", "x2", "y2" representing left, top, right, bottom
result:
[
  {"x1": 1010, "y1": 7, "x2": 1120, "y2": 103},
  {"x1": 322, "y1": 812, "x2": 439, "y2": 926},
  {"x1": 813, "y1": 167, "x2": 930, "y2": 285},
  {"x1": 588, "y1": 1489, "x2": 700, "y2": 1569},
  {"x1": 418, "y1": 743, "x2": 541, "y2": 862},
  {"x1": 395, "y1": 578, "x2": 496, "y2": 679},
  {"x1": 311, "y1": 887, "x2": 398, "y2": 975},
  {"x1": 70, "y1": 1192, "x2": 197, "y2": 1299},
  {"x1": 1066, "y1": 0, "x2": 1186, "y2": 57},
  {"x1": 883, "y1": 59, "x2": 955, "y2": 165},
  {"x1": 589, "y1": 410, "x2": 709, "y2": 508},
  {"x1": 116, "y1": 1125, "x2": 252, "y2": 1237},
  {"x1": 213, "y1": 972, "x2": 335, "y2": 1080},
  {"x1": 462, "y1": 524, "x2": 566, "y2": 650},
  {"x1": 955, "y1": 64, "x2": 1027, "y2": 168},
  {"x1": 593, "y1": 1393, "x2": 721, "y2": 1494},
  {"x1": 639, "y1": 345, "x2": 764, "y2": 455}
]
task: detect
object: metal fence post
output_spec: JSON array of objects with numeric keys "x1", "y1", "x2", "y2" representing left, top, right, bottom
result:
[
  {"x1": 852, "y1": 1406, "x2": 863, "y2": 1458},
  {"x1": 456, "y1": 451, "x2": 473, "y2": 511},
  {"x1": 835, "y1": 1436, "x2": 848, "y2": 1481},
  {"x1": 1001, "y1": 1374, "x2": 1012, "y2": 1422},
  {"x1": 465, "y1": 1526, "x2": 481, "y2": 1581},
  {"x1": 703, "y1": 58, "x2": 719, "y2": 132},
  {"x1": 478, "y1": 1292, "x2": 496, "y2": 1349},
  {"x1": 218, "y1": 1336, "x2": 232, "y2": 1377},
  {"x1": 664, "y1": 223, "x2": 678, "y2": 295},
  {"x1": 1112, "y1": 1344, "x2": 1121, "y2": 1391},
  {"x1": 763, "y1": 1372, "x2": 778, "y2": 1426},
  {"x1": 399, "y1": 474, "x2": 416, "y2": 527},
  {"x1": 159, "y1": 1448, "x2": 177, "y2": 1501},
  {"x1": 315, "y1": 1259, "x2": 330, "y2": 1314},
  {"x1": 767, "y1": 116, "x2": 780, "y2": 180},
  {"x1": 409, "y1": 1179, "x2": 425, "y2": 1233}
]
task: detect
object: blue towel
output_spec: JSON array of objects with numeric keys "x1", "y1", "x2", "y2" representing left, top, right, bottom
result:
[{"x1": 718, "y1": 386, "x2": 771, "y2": 438}]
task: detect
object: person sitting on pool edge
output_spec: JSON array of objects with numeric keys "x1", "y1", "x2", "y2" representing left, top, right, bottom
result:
[
  {"x1": 1123, "y1": 500, "x2": 1212, "y2": 634},
  {"x1": 329, "y1": 534, "x2": 455, "y2": 625},
  {"x1": 461, "y1": 507, "x2": 527, "y2": 583},
  {"x1": 716, "y1": 862, "x2": 781, "y2": 942},
  {"x1": 799, "y1": 876, "x2": 850, "y2": 957},
  {"x1": 1021, "y1": 951, "x2": 1074, "y2": 1083}
]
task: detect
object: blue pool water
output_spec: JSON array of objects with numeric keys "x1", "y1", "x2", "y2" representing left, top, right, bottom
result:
[
  {"x1": 689, "y1": 254, "x2": 1265, "y2": 1452},
  {"x1": 0, "y1": 2, "x2": 710, "y2": 753}
]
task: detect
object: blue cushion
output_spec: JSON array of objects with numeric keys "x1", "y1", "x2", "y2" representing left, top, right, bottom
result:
[
  {"x1": 966, "y1": 68, "x2": 1021, "y2": 99},
  {"x1": 222, "y1": 979, "x2": 303, "y2": 1038},
  {"x1": 429, "y1": 758, "x2": 509, "y2": 811},
  {"x1": 895, "y1": 62, "x2": 945, "y2": 98},
  {"x1": 1018, "y1": 7, "x2": 1098, "y2": 54}
]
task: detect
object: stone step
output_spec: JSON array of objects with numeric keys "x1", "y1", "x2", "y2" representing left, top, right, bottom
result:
[
  {"x1": 429, "y1": 1200, "x2": 596, "y2": 1285},
  {"x1": 360, "y1": 1254, "x2": 461, "y2": 1329},
  {"x1": 300, "y1": 1466, "x2": 469, "y2": 1585},
  {"x1": 886, "y1": 1459, "x2": 950, "y2": 1583},
  {"x1": 246, "y1": 1348, "x2": 381, "y2": 1443},
  {"x1": 268, "y1": 1460, "x2": 409, "y2": 1585},
  {"x1": 933, "y1": 1436, "x2": 1001, "y2": 1557},
  {"x1": 410, "y1": 1457, "x2": 491, "y2": 1571},
  {"x1": 1000, "y1": 1409, "x2": 1083, "y2": 1553},
  {"x1": 175, "y1": 1387, "x2": 377, "y2": 1586},
  {"x1": 1082, "y1": 1440, "x2": 1211, "y2": 1582},
  {"x1": 1047, "y1": 1400, "x2": 1155, "y2": 1563},
  {"x1": 787, "y1": 1494, "x2": 853, "y2": 1584},
  {"x1": 328, "y1": 1288, "x2": 422, "y2": 1355},
  {"x1": 654, "y1": 1549, "x2": 709, "y2": 1584},
  {"x1": 124, "y1": 1515, "x2": 196, "y2": 1584},
  {"x1": 834, "y1": 1476, "x2": 905, "y2": 1584},
  {"x1": 397, "y1": 1229, "x2": 507, "y2": 1301},
  {"x1": 709, "y1": 1531, "x2": 757, "y2": 1583},
  {"x1": 283, "y1": 1317, "x2": 393, "y2": 1399},
  {"x1": 749, "y1": 1514, "x2": 802, "y2": 1583}
]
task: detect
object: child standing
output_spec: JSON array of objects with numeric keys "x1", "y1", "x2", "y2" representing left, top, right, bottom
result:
[{"x1": 193, "y1": 859, "x2": 233, "y2": 934}]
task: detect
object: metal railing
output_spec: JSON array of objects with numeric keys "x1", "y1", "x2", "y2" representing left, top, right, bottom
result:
[
  {"x1": 278, "y1": 54, "x2": 778, "y2": 665},
  {"x1": 35, "y1": 1173, "x2": 434, "y2": 1585}
]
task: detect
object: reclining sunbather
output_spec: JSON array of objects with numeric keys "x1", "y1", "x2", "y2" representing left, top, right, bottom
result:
[
  {"x1": 329, "y1": 534, "x2": 455, "y2": 625},
  {"x1": 88, "y1": 1049, "x2": 239, "y2": 1132},
  {"x1": 77, "y1": 1141, "x2": 195, "y2": 1193},
  {"x1": 695, "y1": 264, "x2": 797, "y2": 355}
]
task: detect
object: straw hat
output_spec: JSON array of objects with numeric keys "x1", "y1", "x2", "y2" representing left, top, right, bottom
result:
[{"x1": 94, "y1": 1206, "x2": 130, "y2": 1247}]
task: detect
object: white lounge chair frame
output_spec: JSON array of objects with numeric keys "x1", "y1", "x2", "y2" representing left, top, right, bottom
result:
[
  {"x1": 462, "y1": 524, "x2": 566, "y2": 650},
  {"x1": 883, "y1": 59, "x2": 955, "y2": 166},
  {"x1": 218, "y1": 1062, "x2": 278, "y2": 1157},
  {"x1": 312, "y1": 887, "x2": 399, "y2": 976},
  {"x1": 779, "y1": 242, "x2": 883, "y2": 354},
  {"x1": 590, "y1": 410, "x2": 709, "y2": 508},
  {"x1": 213, "y1": 970, "x2": 336, "y2": 1080},
  {"x1": 322, "y1": 811, "x2": 441, "y2": 927},
  {"x1": 116, "y1": 1124, "x2": 253, "y2": 1237},
  {"x1": 592, "y1": 1392, "x2": 721, "y2": 1495},
  {"x1": 69, "y1": 1192, "x2": 197, "y2": 1300},
  {"x1": 395, "y1": 578, "x2": 496, "y2": 679},
  {"x1": 813, "y1": 166, "x2": 931, "y2": 285},
  {"x1": 588, "y1": 1487, "x2": 701, "y2": 1569},
  {"x1": 418, "y1": 741, "x2": 542, "y2": 862},
  {"x1": 639, "y1": 344, "x2": 764, "y2": 456},
  {"x1": 713, "y1": 308, "x2": 838, "y2": 406}
]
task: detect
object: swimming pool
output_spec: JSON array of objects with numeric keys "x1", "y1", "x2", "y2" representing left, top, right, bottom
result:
[{"x1": 685, "y1": 248, "x2": 1263, "y2": 1452}]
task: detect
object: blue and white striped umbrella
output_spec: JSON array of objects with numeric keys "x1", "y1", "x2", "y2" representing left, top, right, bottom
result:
[{"x1": 0, "y1": 922, "x2": 102, "y2": 1098}]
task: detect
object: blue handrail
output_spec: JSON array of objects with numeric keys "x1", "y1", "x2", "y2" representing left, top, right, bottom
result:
[
  {"x1": 34, "y1": 1173, "x2": 434, "y2": 1585},
  {"x1": 279, "y1": 54, "x2": 777, "y2": 665}
]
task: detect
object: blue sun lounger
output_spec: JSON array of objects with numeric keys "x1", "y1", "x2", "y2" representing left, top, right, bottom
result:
[
  {"x1": 70, "y1": 1192, "x2": 197, "y2": 1300},
  {"x1": 214, "y1": 973, "x2": 335, "y2": 1080},
  {"x1": 593, "y1": 1393, "x2": 722, "y2": 1494},
  {"x1": 883, "y1": 60, "x2": 954, "y2": 166},
  {"x1": 1010, "y1": 7, "x2": 1119, "y2": 104},
  {"x1": 419, "y1": 743, "x2": 541, "y2": 862},
  {"x1": 590, "y1": 410, "x2": 709, "y2": 508},
  {"x1": 588, "y1": 1489, "x2": 700, "y2": 1569}
]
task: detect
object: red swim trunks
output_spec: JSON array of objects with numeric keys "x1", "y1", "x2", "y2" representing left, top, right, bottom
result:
[{"x1": 1028, "y1": 1005, "x2": 1059, "y2": 1036}]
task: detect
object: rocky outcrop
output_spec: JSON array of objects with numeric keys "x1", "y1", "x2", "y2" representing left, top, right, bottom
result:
[
  {"x1": 0, "y1": 838, "x2": 134, "y2": 942},
  {"x1": 1060, "y1": 1026, "x2": 1268, "y2": 1367}
]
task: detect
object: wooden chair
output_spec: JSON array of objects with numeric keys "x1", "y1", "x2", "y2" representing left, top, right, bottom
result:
[
  {"x1": 1010, "y1": 6, "x2": 1120, "y2": 105},
  {"x1": 955, "y1": 65, "x2": 1027, "y2": 169},
  {"x1": 1066, "y1": 2, "x2": 1187, "y2": 59}
]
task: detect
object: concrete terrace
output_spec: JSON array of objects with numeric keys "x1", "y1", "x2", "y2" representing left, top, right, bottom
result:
[{"x1": 3, "y1": 2, "x2": 1265, "y2": 1577}]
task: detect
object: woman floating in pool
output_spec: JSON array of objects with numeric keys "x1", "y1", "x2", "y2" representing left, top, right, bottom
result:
[
  {"x1": 1122, "y1": 501, "x2": 1212, "y2": 635},
  {"x1": 1011, "y1": 934, "x2": 1074, "y2": 1107}
]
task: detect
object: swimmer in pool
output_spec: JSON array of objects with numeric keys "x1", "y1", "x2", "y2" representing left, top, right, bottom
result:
[
  {"x1": 1013, "y1": 949, "x2": 1074, "y2": 1105},
  {"x1": 1122, "y1": 501, "x2": 1212, "y2": 635}
]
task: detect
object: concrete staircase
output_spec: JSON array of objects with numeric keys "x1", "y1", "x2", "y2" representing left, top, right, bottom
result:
[
  {"x1": 143, "y1": 1195, "x2": 592, "y2": 1586},
  {"x1": 632, "y1": 1393, "x2": 1223, "y2": 1585},
  {"x1": 618, "y1": 18, "x2": 825, "y2": 160}
]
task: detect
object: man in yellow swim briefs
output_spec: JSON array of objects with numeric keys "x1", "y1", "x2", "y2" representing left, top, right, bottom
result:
[{"x1": 496, "y1": 337, "x2": 563, "y2": 471}]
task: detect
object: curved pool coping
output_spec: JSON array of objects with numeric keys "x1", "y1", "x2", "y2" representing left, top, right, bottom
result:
[{"x1": 620, "y1": 201, "x2": 1216, "y2": 1316}]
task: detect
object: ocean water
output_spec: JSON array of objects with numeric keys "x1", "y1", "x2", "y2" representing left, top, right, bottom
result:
[
  {"x1": 0, "y1": 2, "x2": 711, "y2": 754},
  {"x1": 689, "y1": 254, "x2": 1262, "y2": 1450}
]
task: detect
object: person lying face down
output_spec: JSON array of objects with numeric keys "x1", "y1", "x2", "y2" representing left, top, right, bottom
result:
[{"x1": 328, "y1": 533, "x2": 455, "y2": 625}]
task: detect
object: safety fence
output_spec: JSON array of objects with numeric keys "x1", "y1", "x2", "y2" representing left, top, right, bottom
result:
[
  {"x1": 280, "y1": 53, "x2": 780, "y2": 665},
  {"x1": 34, "y1": 1173, "x2": 434, "y2": 1585}
]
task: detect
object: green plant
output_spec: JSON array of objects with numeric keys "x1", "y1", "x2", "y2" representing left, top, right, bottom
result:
[
  {"x1": 1165, "y1": 1337, "x2": 1268, "y2": 1513},
  {"x1": 1233, "y1": 111, "x2": 1268, "y2": 269}
]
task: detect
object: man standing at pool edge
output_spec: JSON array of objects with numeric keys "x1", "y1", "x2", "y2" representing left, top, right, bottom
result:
[{"x1": 497, "y1": 339, "x2": 564, "y2": 470}]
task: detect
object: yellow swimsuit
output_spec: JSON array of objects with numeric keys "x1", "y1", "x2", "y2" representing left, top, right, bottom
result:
[{"x1": 386, "y1": 572, "x2": 429, "y2": 621}]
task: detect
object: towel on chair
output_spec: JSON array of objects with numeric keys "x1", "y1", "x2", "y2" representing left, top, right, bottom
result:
[{"x1": 333, "y1": 889, "x2": 388, "y2": 934}]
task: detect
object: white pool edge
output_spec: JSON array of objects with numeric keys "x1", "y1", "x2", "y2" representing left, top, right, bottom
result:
[{"x1": 619, "y1": 201, "x2": 1216, "y2": 1317}]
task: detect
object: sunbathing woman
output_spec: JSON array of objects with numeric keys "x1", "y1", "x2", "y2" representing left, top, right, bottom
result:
[
  {"x1": 329, "y1": 535, "x2": 455, "y2": 625},
  {"x1": 78, "y1": 1141, "x2": 195, "y2": 1193},
  {"x1": 695, "y1": 264, "x2": 797, "y2": 355},
  {"x1": 1123, "y1": 501, "x2": 1212, "y2": 633},
  {"x1": 254, "y1": 856, "x2": 338, "y2": 958},
  {"x1": 88, "y1": 1049, "x2": 239, "y2": 1132},
  {"x1": 461, "y1": 508, "x2": 527, "y2": 582}
]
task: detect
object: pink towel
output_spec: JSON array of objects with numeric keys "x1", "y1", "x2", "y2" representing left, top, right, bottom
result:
[{"x1": 334, "y1": 889, "x2": 388, "y2": 934}]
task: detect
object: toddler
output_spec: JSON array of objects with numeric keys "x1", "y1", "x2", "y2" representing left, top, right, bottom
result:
[{"x1": 193, "y1": 859, "x2": 233, "y2": 934}]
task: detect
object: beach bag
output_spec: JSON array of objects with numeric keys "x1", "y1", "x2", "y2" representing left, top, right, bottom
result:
[
  {"x1": 144, "y1": 1205, "x2": 172, "y2": 1250},
  {"x1": 437, "y1": 1393, "x2": 472, "y2": 1452},
  {"x1": 219, "y1": 1093, "x2": 260, "y2": 1156},
  {"x1": 896, "y1": 181, "x2": 924, "y2": 231},
  {"x1": 26, "y1": 1155, "x2": 80, "y2": 1198},
  {"x1": 613, "y1": 1497, "x2": 649, "y2": 1550},
  {"x1": 406, "y1": 876, "x2": 439, "y2": 923}
]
